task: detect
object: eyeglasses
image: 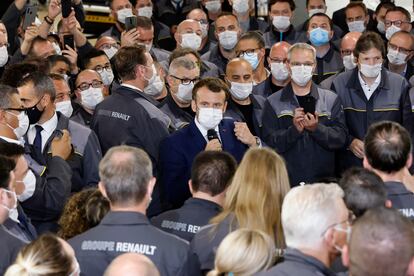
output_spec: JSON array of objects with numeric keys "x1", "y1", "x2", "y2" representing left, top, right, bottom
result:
[
  {"x1": 170, "y1": 75, "x2": 200, "y2": 85},
  {"x1": 94, "y1": 65, "x2": 112, "y2": 74},
  {"x1": 269, "y1": 57, "x2": 287, "y2": 63},
  {"x1": 341, "y1": 50, "x2": 353, "y2": 56},
  {"x1": 320, "y1": 210, "x2": 355, "y2": 237},
  {"x1": 236, "y1": 48, "x2": 260, "y2": 57},
  {"x1": 77, "y1": 80, "x2": 103, "y2": 91},
  {"x1": 388, "y1": 42, "x2": 413, "y2": 55},
  {"x1": 384, "y1": 20, "x2": 410, "y2": 28},
  {"x1": 100, "y1": 43, "x2": 120, "y2": 50}
]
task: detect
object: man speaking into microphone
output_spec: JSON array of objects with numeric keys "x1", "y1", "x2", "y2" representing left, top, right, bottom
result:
[{"x1": 159, "y1": 78, "x2": 257, "y2": 209}]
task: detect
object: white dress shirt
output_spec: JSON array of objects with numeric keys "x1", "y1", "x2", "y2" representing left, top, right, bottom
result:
[
  {"x1": 27, "y1": 112, "x2": 58, "y2": 152},
  {"x1": 358, "y1": 71, "x2": 381, "y2": 101},
  {"x1": 194, "y1": 119, "x2": 221, "y2": 142}
]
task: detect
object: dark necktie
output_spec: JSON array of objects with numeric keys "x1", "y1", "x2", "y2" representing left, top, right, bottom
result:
[{"x1": 33, "y1": 125, "x2": 43, "y2": 156}]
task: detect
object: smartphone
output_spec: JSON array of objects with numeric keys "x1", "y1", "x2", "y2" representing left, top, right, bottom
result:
[
  {"x1": 61, "y1": 0, "x2": 72, "y2": 18},
  {"x1": 63, "y1": 34, "x2": 75, "y2": 49},
  {"x1": 125, "y1": 16, "x2": 137, "y2": 31},
  {"x1": 300, "y1": 96, "x2": 316, "y2": 115},
  {"x1": 22, "y1": 5, "x2": 37, "y2": 30}
]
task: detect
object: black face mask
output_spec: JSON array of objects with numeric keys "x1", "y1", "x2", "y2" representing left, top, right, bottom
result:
[{"x1": 26, "y1": 99, "x2": 44, "y2": 124}]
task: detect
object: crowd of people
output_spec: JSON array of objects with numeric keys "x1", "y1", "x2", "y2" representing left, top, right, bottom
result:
[{"x1": 0, "y1": 0, "x2": 413, "y2": 275}]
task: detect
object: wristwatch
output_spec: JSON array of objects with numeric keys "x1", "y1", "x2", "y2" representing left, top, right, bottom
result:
[{"x1": 255, "y1": 136, "x2": 261, "y2": 147}]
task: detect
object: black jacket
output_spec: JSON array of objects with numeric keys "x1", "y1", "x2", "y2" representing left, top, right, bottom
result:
[{"x1": 0, "y1": 226, "x2": 25, "y2": 275}]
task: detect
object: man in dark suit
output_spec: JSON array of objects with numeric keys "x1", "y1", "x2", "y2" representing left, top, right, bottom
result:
[{"x1": 159, "y1": 77, "x2": 254, "y2": 209}]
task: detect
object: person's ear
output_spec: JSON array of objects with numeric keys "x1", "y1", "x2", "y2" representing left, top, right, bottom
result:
[
  {"x1": 364, "y1": 15, "x2": 369, "y2": 25},
  {"x1": 188, "y1": 180, "x2": 194, "y2": 195},
  {"x1": 363, "y1": 156, "x2": 371, "y2": 170},
  {"x1": 174, "y1": 32, "x2": 181, "y2": 44},
  {"x1": 323, "y1": 227, "x2": 336, "y2": 252},
  {"x1": 341, "y1": 244, "x2": 350, "y2": 268},
  {"x1": 223, "y1": 101, "x2": 228, "y2": 113},
  {"x1": 0, "y1": 110, "x2": 7, "y2": 124},
  {"x1": 98, "y1": 182, "x2": 108, "y2": 199},
  {"x1": 406, "y1": 153, "x2": 412, "y2": 169},
  {"x1": 191, "y1": 99, "x2": 197, "y2": 113},
  {"x1": 166, "y1": 75, "x2": 174, "y2": 88},
  {"x1": 147, "y1": 177, "x2": 156, "y2": 198},
  {"x1": 385, "y1": 199, "x2": 392, "y2": 208},
  {"x1": 407, "y1": 257, "x2": 414, "y2": 276},
  {"x1": 329, "y1": 30, "x2": 334, "y2": 40}
]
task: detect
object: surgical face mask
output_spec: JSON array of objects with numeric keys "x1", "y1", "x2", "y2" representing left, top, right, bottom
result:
[
  {"x1": 200, "y1": 23, "x2": 208, "y2": 39},
  {"x1": 81, "y1": 87, "x2": 104, "y2": 110},
  {"x1": 55, "y1": 100, "x2": 73, "y2": 118},
  {"x1": 1, "y1": 188, "x2": 17, "y2": 216},
  {"x1": 386, "y1": 24, "x2": 401, "y2": 40},
  {"x1": 347, "y1": 20, "x2": 366, "y2": 33},
  {"x1": 387, "y1": 48, "x2": 408, "y2": 65},
  {"x1": 26, "y1": 99, "x2": 44, "y2": 125},
  {"x1": 52, "y1": 42, "x2": 61, "y2": 55},
  {"x1": 290, "y1": 65, "x2": 313, "y2": 86},
  {"x1": 377, "y1": 20, "x2": 385, "y2": 34},
  {"x1": 176, "y1": 82, "x2": 194, "y2": 103},
  {"x1": 230, "y1": 81, "x2": 253, "y2": 100},
  {"x1": 16, "y1": 169, "x2": 36, "y2": 202},
  {"x1": 0, "y1": 46, "x2": 9, "y2": 67},
  {"x1": 272, "y1": 16, "x2": 291, "y2": 31},
  {"x1": 197, "y1": 107, "x2": 223, "y2": 130},
  {"x1": 308, "y1": 8, "x2": 325, "y2": 17},
  {"x1": 232, "y1": 0, "x2": 249, "y2": 14},
  {"x1": 218, "y1": 30, "x2": 238, "y2": 50},
  {"x1": 241, "y1": 52, "x2": 260, "y2": 70},
  {"x1": 181, "y1": 33, "x2": 202, "y2": 50},
  {"x1": 360, "y1": 63, "x2": 382, "y2": 78},
  {"x1": 98, "y1": 69, "x2": 114, "y2": 86},
  {"x1": 137, "y1": 6, "x2": 153, "y2": 18},
  {"x1": 6, "y1": 111, "x2": 29, "y2": 140},
  {"x1": 144, "y1": 75, "x2": 164, "y2": 97},
  {"x1": 309, "y1": 27, "x2": 330, "y2": 47},
  {"x1": 117, "y1": 8, "x2": 134, "y2": 24},
  {"x1": 343, "y1": 54, "x2": 357, "y2": 70},
  {"x1": 271, "y1": 62, "x2": 289, "y2": 81},
  {"x1": 205, "y1": 0, "x2": 221, "y2": 12},
  {"x1": 138, "y1": 42, "x2": 152, "y2": 52},
  {"x1": 144, "y1": 64, "x2": 156, "y2": 85},
  {"x1": 103, "y1": 46, "x2": 118, "y2": 59}
]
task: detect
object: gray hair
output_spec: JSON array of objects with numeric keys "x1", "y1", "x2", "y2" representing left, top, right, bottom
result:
[
  {"x1": 287, "y1": 43, "x2": 317, "y2": 63},
  {"x1": 0, "y1": 84, "x2": 18, "y2": 110},
  {"x1": 18, "y1": 72, "x2": 56, "y2": 101},
  {"x1": 99, "y1": 146, "x2": 153, "y2": 206},
  {"x1": 168, "y1": 56, "x2": 198, "y2": 76}
]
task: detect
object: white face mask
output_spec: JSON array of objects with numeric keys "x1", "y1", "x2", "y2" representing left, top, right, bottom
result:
[
  {"x1": 200, "y1": 23, "x2": 209, "y2": 39},
  {"x1": 81, "y1": 87, "x2": 104, "y2": 110},
  {"x1": 205, "y1": 0, "x2": 221, "y2": 12},
  {"x1": 144, "y1": 75, "x2": 164, "y2": 97},
  {"x1": 181, "y1": 33, "x2": 202, "y2": 50},
  {"x1": 308, "y1": 8, "x2": 325, "y2": 17},
  {"x1": 16, "y1": 169, "x2": 36, "y2": 202},
  {"x1": 176, "y1": 82, "x2": 194, "y2": 103},
  {"x1": 98, "y1": 69, "x2": 114, "y2": 86},
  {"x1": 0, "y1": 46, "x2": 8, "y2": 67},
  {"x1": 385, "y1": 24, "x2": 401, "y2": 40},
  {"x1": 56, "y1": 100, "x2": 73, "y2": 118},
  {"x1": 6, "y1": 111, "x2": 29, "y2": 140},
  {"x1": 1, "y1": 188, "x2": 17, "y2": 218},
  {"x1": 377, "y1": 20, "x2": 385, "y2": 34},
  {"x1": 343, "y1": 54, "x2": 357, "y2": 70},
  {"x1": 218, "y1": 30, "x2": 238, "y2": 50},
  {"x1": 387, "y1": 48, "x2": 408, "y2": 65},
  {"x1": 360, "y1": 63, "x2": 382, "y2": 78},
  {"x1": 103, "y1": 46, "x2": 118, "y2": 60},
  {"x1": 52, "y1": 42, "x2": 62, "y2": 55},
  {"x1": 290, "y1": 65, "x2": 313, "y2": 86},
  {"x1": 117, "y1": 8, "x2": 134, "y2": 24},
  {"x1": 272, "y1": 16, "x2": 291, "y2": 31},
  {"x1": 144, "y1": 64, "x2": 156, "y2": 86},
  {"x1": 271, "y1": 62, "x2": 289, "y2": 81},
  {"x1": 137, "y1": 6, "x2": 153, "y2": 18},
  {"x1": 347, "y1": 20, "x2": 366, "y2": 33},
  {"x1": 232, "y1": 0, "x2": 249, "y2": 14},
  {"x1": 137, "y1": 42, "x2": 152, "y2": 52},
  {"x1": 230, "y1": 81, "x2": 253, "y2": 100},
  {"x1": 197, "y1": 107, "x2": 223, "y2": 130}
]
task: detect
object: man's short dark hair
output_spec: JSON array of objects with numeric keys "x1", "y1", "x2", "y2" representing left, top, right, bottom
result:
[
  {"x1": 0, "y1": 85, "x2": 18, "y2": 110},
  {"x1": 0, "y1": 155, "x2": 15, "y2": 189},
  {"x1": 192, "y1": 77, "x2": 230, "y2": 101},
  {"x1": 353, "y1": 31, "x2": 385, "y2": 59},
  {"x1": 306, "y1": 0, "x2": 325, "y2": 7},
  {"x1": 113, "y1": 46, "x2": 147, "y2": 81},
  {"x1": 81, "y1": 48, "x2": 108, "y2": 70},
  {"x1": 28, "y1": 36, "x2": 50, "y2": 57},
  {"x1": 191, "y1": 151, "x2": 237, "y2": 196},
  {"x1": 168, "y1": 47, "x2": 201, "y2": 66},
  {"x1": 385, "y1": 6, "x2": 411, "y2": 22},
  {"x1": 349, "y1": 207, "x2": 414, "y2": 276},
  {"x1": 136, "y1": 16, "x2": 153, "y2": 29},
  {"x1": 364, "y1": 121, "x2": 412, "y2": 173},
  {"x1": 345, "y1": 2, "x2": 368, "y2": 16},
  {"x1": 215, "y1": 12, "x2": 238, "y2": 23},
  {"x1": 0, "y1": 63, "x2": 40, "y2": 87},
  {"x1": 17, "y1": 72, "x2": 56, "y2": 102},
  {"x1": 306, "y1": 13, "x2": 333, "y2": 30},
  {"x1": 237, "y1": 31, "x2": 265, "y2": 49},
  {"x1": 0, "y1": 142, "x2": 25, "y2": 159},
  {"x1": 268, "y1": 0, "x2": 296, "y2": 11},
  {"x1": 339, "y1": 167, "x2": 386, "y2": 217},
  {"x1": 47, "y1": 55, "x2": 71, "y2": 70},
  {"x1": 375, "y1": 1, "x2": 395, "y2": 14}
]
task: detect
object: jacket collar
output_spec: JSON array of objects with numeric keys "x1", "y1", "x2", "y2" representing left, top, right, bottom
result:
[
  {"x1": 284, "y1": 248, "x2": 337, "y2": 276},
  {"x1": 100, "y1": 211, "x2": 149, "y2": 225},
  {"x1": 346, "y1": 67, "x2": 390, "y2": 91}
]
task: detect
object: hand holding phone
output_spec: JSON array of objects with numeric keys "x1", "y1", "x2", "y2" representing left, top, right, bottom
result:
[{"x1": 125, "y1": 16, "x2": 137, "y2": 31}]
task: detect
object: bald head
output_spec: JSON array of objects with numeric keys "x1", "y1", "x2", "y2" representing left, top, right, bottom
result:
[
  {"x1": 340, "y1": 32, "x2": 361, "y2": 54},
  {"x1": 176, "y1": 19, "x2": 202, "y2": 34},
  {"x1": 226, "y1": 58, "x2": 253, "y2": 83},
  {"x1": 95, "y1": 36, "x2": 119, "y2": 50},
  {"x1": 75, "y1": 69, "x2": 102, "y2": 87},
  {"x1": 269, "y1": 41, "x2": 291, "y2": 59},
  {"x1": 187, "y1": 8, "x2": 207, "y2": 21},
  {"x1": 104, "y1": 253, "x2": 160, "y2": 276}
]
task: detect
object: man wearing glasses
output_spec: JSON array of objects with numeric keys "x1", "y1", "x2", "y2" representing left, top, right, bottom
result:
[
  {"x1": 385, "y1": 31, "x2": 414, "y2": 82},
  {"x1": 384, "y1": 6, "x2": 412, "y2": 41},
  {"x1": 161, "y1": 56, "x2": 200, "y2": 130},
  {"x1": 262, "y1": 43, "x2": 347, "y2": 187}
]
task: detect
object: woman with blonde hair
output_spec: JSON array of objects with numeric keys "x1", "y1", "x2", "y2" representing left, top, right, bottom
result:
[
  {"x1": 208, "y1": 228, "x2": 276, "y2": 276},
  {"x1": 5, "y1": 234, "x2": 80, "y2": 276},
  {"x1": 190, "y1": 147, "x2": 290, "y2": 274}
]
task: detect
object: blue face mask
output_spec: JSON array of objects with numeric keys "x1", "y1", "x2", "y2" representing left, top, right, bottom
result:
[
  {"x1": 241, "y1": 52, "x2": 259, "y2": 70},
  {"x1": 309, "y1": 27, "x2": 330, "y2": 47}
]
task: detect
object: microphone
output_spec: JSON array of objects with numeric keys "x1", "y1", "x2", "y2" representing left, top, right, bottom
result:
[{"x1": 207, "y1": 129, "x2": 219, "y2": 142}]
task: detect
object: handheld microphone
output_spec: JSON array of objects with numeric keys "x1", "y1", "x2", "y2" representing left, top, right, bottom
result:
[{"x1": 207, "y1": 129, "x2": 219, "y2": 142}]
